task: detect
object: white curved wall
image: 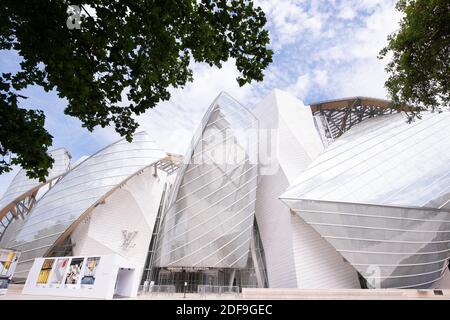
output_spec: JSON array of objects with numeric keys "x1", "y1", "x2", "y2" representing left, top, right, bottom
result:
[
  {"x1": 254, "y1": 89, "x2": 360, "y2": 289},
  {"x1": 290, "y1": 213, "x2": 360, "y2": 288},
  {"x1": 71, "y1": 167, "x2": 168, "y2": 276},
  {"x1": 254, "y1": 170, "x2": 297, "y2": 287}
]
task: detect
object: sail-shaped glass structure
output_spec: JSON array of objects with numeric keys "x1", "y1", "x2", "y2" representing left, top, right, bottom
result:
[
  {"x1": 1, "y1": 132, "x2": 166, "y2": 279},
  {"x1": 281, "y1": 111, "x2": 450, "y2": 289},
  {"x1": 149, "y1": 93, "x2": 267, "y2": 291}
]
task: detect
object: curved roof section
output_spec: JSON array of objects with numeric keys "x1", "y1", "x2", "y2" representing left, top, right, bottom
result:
[
  {"x1": 3, "y1": 132, "x2": 166, "y2": 272},
  {"x1": 281, "y1": 111, "x2": 450, "y2": 210},
  {"x1": 0, "y1": 148, "x2": 71, "y2": 214}
]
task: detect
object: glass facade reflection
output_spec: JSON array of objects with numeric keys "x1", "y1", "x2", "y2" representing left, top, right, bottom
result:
[{"x1": 281, "y1": 112, "x2": 450, "y2": 289}]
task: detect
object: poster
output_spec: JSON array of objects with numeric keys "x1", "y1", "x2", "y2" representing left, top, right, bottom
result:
[
  {"x1": 36, "y1": 259, "x2": 54, "y2": 284},
  {"x1": 0, "y1": 249, "x2": 20, "y2": 295},
  {"x1": 64, "y1": 258, "x2": 84, "y2": 285},
  {"x1": 49, "y1": 258, "x2": 70, "y2": 285},
  {"x1": 81, "y1": 257, "x2": 101, "y2": 285}
]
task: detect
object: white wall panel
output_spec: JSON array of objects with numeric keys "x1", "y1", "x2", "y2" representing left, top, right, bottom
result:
[
  {"x1": 437, "y1": 268, "x2": 450, "y2": 289},
  {"x1": 291, "y1": 213, "x2": 360, "y2": 288},
  {"x1": 71, "y1": 168, "x2": 167, "y2": 277},
  {"x1": 254, "y1": 171, "x2": 297, "y2": 287},
  {"x1": 254, "y1": 89, "x2": 359, "y2": 289}
]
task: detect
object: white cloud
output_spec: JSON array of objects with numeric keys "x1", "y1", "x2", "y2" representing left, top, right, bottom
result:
[
  {"x1": 337, "y1": 6, "x2": 357, "y2": 20},
  {"x1": 136, "y1": 59, "x2": 254, "y2": 155},
  {"x1": 313, "y1": 69, "x2": 329, "y2": 86},
  {"x1": 256, "y1": 0, "x2": 402, "y2": 101},
  {"x1": 330, "y1": 1, "x2": 402, "y2": 99},
  {"x1": 287, "y1": 74, "x2": 311, "y2": 99},
  {"x1": 256, "y1": 0, "x2": 329, "y2": 49}
]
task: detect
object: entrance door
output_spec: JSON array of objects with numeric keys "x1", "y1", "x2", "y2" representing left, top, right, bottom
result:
[
  {"x1": 203, "y1": 270, "x2": 219, "y2": 287},
  {"x1": 114, "y1": 268, "x2": 135, "y2": 298}
]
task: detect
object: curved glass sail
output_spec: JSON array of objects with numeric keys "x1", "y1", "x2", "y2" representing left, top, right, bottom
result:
[
  {"x1": 281, "y1": 111, "x2": 450, "y2": 289},
  {"x1": 153, "y1": 93, "x2": 260, "y2": 269},
  {"x1": 1, "y1": 132, "x2": 166, "y2": 279}
]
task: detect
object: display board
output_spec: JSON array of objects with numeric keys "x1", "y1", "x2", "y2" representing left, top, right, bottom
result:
[
  {"x1": 0, "y1": 249, "x2": 21, "y2": 295},
  {"x1": 33, "y1": 256, "x2": 96, "y2": 288},
  {"x1": 49, "y1": 258, "x2": 70, "y2": 285},
  {"x1": 64, "y1": 257, "x2": 85, "y2": 285},
  {"x1": 81, "y1": 257, "x2": 100, "y2": 285},
  {"x1": 23, "y1": 254, "x2": 138, "y2": 299}
]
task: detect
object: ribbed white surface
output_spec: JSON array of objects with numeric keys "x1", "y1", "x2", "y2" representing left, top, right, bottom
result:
[
  {"x1": 288, "y1": 200, "x2": 450, "y2": 289},
  {"x1": 283, "y1": 112, "x2": 450, "y2": 209},
  {"x1": 154, "y1": 93, "x2": 259, "y2": 269},
  {"x1": 437, "y1": 268, "x2": 450, "y2": 289},
  {"x1": 281, "y1": 111, "x2": 450, "y2": 289}
]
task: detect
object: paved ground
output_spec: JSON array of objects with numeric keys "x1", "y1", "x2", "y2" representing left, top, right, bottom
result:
[
  {"x1": 1, "y1": 285, "x2": 450, "y2": 300},
  {"x1": 1, "y1": 285, "x2": 92, "y2": 300}
]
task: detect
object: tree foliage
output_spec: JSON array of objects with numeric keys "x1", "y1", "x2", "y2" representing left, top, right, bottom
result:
[
  {"x1": 0, "y1": 0, "x2": 273, "y2": 181},
  {"x1": 379, "y1": 0, "x2": 450, "y2": 118},
  {"x1": 0, "y1": 76, "x2": 54, "y2": 179}
]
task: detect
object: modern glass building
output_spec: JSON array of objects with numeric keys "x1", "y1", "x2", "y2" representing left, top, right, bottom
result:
[
  {"x1": 0, "y1": 90, "x2": 449, "y2": 293},
  {"x1": 0, "y1": 132, "x2": 168, "y2": 281}
]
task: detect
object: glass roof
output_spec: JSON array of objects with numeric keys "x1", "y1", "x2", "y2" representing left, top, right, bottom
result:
[{"x1": 281, "y1": 111, "x2": 450, "y2": 210}]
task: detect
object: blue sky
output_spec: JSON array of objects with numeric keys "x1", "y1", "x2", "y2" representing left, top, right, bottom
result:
[{"x1": 0, "y1": 0, "x2": 401, "y2": 194}]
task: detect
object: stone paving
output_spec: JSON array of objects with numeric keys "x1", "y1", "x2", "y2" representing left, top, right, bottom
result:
[{"x1": 1, "y1": 284, "x2": 450, "y2": 300}]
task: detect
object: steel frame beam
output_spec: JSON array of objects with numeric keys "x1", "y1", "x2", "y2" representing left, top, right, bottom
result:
[{"x1": 311, "y1": 97, "x2": 398, "y2": 141}]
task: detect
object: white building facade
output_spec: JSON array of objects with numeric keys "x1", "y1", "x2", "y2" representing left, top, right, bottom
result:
[{"x1": 0, "y1": 90, "x2": 449, "y2": 294}]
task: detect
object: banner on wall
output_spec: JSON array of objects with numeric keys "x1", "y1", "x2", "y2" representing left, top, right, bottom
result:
[
  {"x1": 37, "y1": 259, "x2": 54, "y2": 285},
  {"x1": 0, "y1": 249, "x2": 21, "y2": 295},
  {"x1": 65, "y1": 258, "x2": 84, "y2": 285},
  {"x1": 81, "y1": 257, "x2": 101, "y2": 285},
  {"x1": 49, "y1": 258, "x2": 70, "y2": 285}
]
